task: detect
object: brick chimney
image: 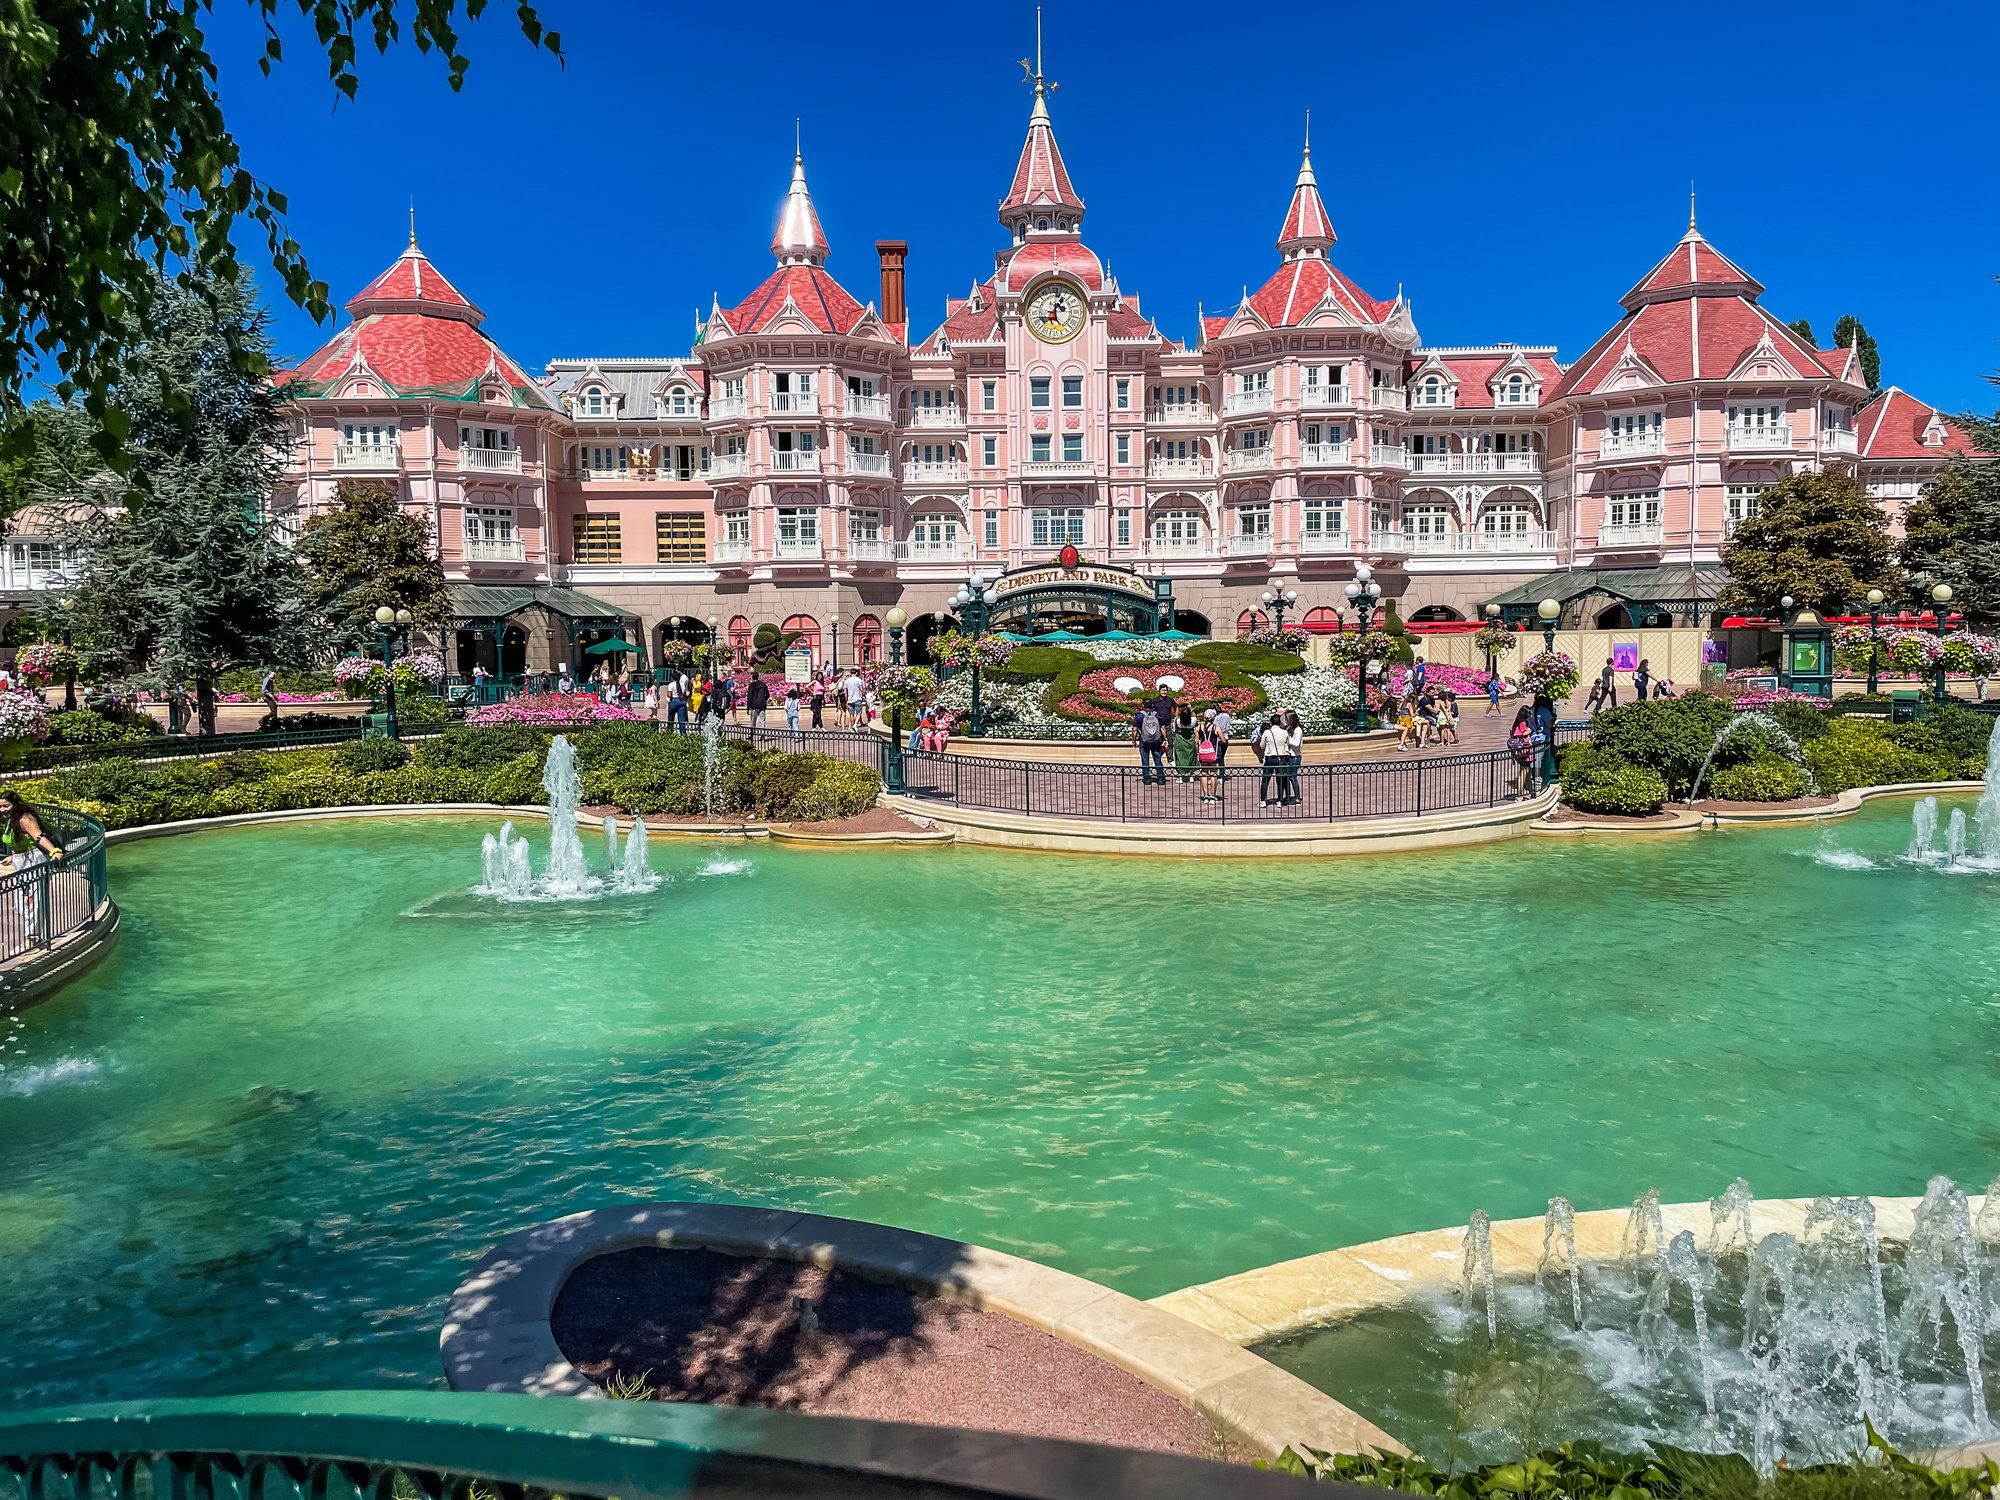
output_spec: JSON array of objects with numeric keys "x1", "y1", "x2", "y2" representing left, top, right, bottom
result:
[{"x1": 875, "y1": 240, "x2": 907, "y2": 326}]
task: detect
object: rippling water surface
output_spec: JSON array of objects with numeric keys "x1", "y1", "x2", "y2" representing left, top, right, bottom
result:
[{"x1": 0, "y1": 802, "x2": 1993, "y2": 1407}]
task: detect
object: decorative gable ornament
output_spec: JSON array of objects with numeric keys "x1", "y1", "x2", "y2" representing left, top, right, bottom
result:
[
  {"x1": 1488, "y1": 348, "x2": 1543, "y2": 405},
  {"x1": 1922, "y1": 410, "x2": 1951, "y2": 447},
  {"x1": 1601, "y1": 341, "x2": 1664, "y2": 393},
  {"x1": 1728, "y1": 329, "x2": 1801, "y2": 382}
]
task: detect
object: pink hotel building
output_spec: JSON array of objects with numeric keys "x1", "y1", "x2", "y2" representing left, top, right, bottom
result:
[{"x1": 269, "y1": 69, "x2": 1976, "y2": 675}]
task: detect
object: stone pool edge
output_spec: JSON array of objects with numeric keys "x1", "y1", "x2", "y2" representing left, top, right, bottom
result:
[
  {"x1": 1533, "y1": 780, "x2": 1986, "y2": 837},
  {"x1": 438, "y1": 1200, "x2": 1407, "y2": 1463},
  {"x1": 100, "y1": 805, "x2": 775, "y2": 844},
  {"x1": 1149, "y1": 1194, "x2": 1997, "y2": 1470}
]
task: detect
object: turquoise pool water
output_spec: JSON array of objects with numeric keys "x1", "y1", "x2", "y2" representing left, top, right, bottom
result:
[{"x1": 0, "y1": 800, "x2": 1993, "y2": 1408}]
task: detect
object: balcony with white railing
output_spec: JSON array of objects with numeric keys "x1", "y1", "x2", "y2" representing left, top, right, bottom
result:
[
  {"x1": 1224, "y1": 448, "x2": 1271, "y2": 472},
  {"x1": 1301, "y1": 386, "x2": 1350, "y2": 409},
  {"x1": 1404, "y1": 532, "x2": 1457, "y2": 553},
  {"x1": 460, "y1": 447, "x2": 522, "y2": 474},
  {"x1": 1145, "y1": 537, "x2": 1212, "y2": 558},
  {"x1": 1599, "y1": 430, "x2": 1664, "y2": 459},
  {"x1": 1020, "y1": 460, "x2": 1095, "y2": 478},
  {"x1": 776, "y1": 538, "x2": 824, "y2": 560},
  {"x1": 708, "y1": 452, "x2": 748, "y2": 479},
  {"x1": 1148, "y1": 403, "x2": 1211, "y2": 425},
  {"x1": 1595, "y1": 523, "x2": 1664, "y2": 548},
  {"x1": 1483, "y1": 451, "x2": 1543, "y2": 474},
  {"x1": 1300, "y1": 529, "x2": 1349, "y2": 553},
  {"x1": 769, "y1": 392, "x2": 818, "y2": 414},
  {"x1": 462, "y1": 537, "x2": 527, "y2": 563},
  {"x1": 1370, "y1": 446, "x2": 1410, "y2": 471},
  {"x1": 1369, "y1": 388, "x2": 1408, "y2": 411},
  {"x1": 1228, "y1": 533, "x2": 1273, "y2": 556},
  {"x1": 904, "y1": 460, "x2": 965, "y2": 482},
  {"x1": 1300, "y1": 442, "x2": 1350, "y2": 467},
  {"x1": 1366, "y1": 531, "x2": 1410, "y2": 556},
  {"x1": 336, "y1": 443, "x2": 399, "y2": 470},
  {"x1": 905, "y1": 405, "x2": 964, "y2": 428},
  {"x1": 1470, "y1": 529, "x2": 1556, "y2": 553},
  {"x1": 1727, "y1": 423, "x2": 1793, "y2": 452},
  {"x1": 845, "y1": 395, "x2": 892, "y2": 421},
  {"x1": 1409, "y1": 452, "x2": 1456, "y2": 475},
  {"x1": 897, "y1": 539, "x2": 972, "y2": 562},
  {"x1": 1821, "y1": 427, "x2": 1858, "y2": 455},
  {"x1": 847, "y1": 539, "x2": 895, "y2": 563},
  {"x1": 1147, "y1": 457, "x2": 1213, "y2": 478},
  {"x1": 713, "y1": 540, "x2": 750, "y2": 564},
  {"x1": 1225, "y1": 390, "x2": 1273, "y2": 415},
  {"x1": 847, "y1": 451, "x2": 891, "y2": 476},
  {"x1": 579, "y1": 467, "x2": 633, "y2": 482},
  {"x1": 709, "y1": 396, "x2": 747, "y2": 421},
  {"x1": 772, "y1": 451, "x2": 821, "y2": 473}
]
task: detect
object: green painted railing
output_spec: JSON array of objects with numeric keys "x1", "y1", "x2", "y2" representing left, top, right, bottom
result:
[
  {"x1": 0, "y1": 805, "x2": 108, "y2": 963},
  {"x1": 0, "y1": 1392, "x2": 1325, "y2": 1500}
]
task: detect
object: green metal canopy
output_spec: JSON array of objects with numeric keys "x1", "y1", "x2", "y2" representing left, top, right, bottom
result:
[
  {"x1": 1152, "y1": 627, "x2": 1207, "y2": 640},
  {"x1": 447, "y1": 584, "x2": 633, "y2": 625},
  {"x1": 1481, "y1": 566, "x2": 1731, "y2": 628}
]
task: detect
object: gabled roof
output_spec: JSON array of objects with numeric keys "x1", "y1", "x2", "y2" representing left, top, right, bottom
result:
[
  {"x1": 1000, "y1": 77, "x2": 1085, "y2": 223},
  {"x1": 721, "y1": 265, "x2": 871, "y2": 338},
  {"x1": 1855, "y1": 388, "x2": 1980, "y2": 459},
  {"x1": 1243, "y1": 257, "x2": 1392, "y2": 330},
  {"x1": 1404, "y1": 348, "x2": 1564, "y2": 410},
  {"x1": 285, "y1": 238, "x2": 551, "y2": 408},
  {"x1": 1619, "y1": 224, "x2": 1763, "y2": 311}
]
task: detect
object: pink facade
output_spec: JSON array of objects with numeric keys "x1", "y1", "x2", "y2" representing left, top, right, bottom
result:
[{"x1": 269, "y1": 75, "x2": 1981, "y2": 668}]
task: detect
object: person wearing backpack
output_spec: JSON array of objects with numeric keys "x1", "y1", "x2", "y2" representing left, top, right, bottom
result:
[
  {"x1": 1132, "y1": 699, "x2": 1169, "y2": 785},
  {"x1": 1508, "y1": 706, "x2": 1537, "y2": 798},
  {"x1": 1196, "y1": 710, "x2": 1223, "y2": 803},
  {"x1": 1530, "y1": 692, "x2": 1559, "y2": 789}
]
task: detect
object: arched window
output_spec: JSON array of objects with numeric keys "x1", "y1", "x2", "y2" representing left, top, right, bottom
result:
[
  {"x1": 1235, "y1": 609, "x2": 1269, "y2": 638},
  {"x1": 1419, "y1": 375, "x2": 1448, "y2": 406},
  {"x1": 728, "y1": 615, "x2": 752, "y2": 665},
  {"x1": 1151, "y1": 509, "x2": 1203, "y2": 549},
  {"x1": 1302, "y1": 606, "x2": 1344, "y2": 635},
  {"x1": 852, "y1": 614, "x2": 883, "y2": 664},
  {"x1": 1503, "y1": 374, "x2": 1527, "y2": 405},
  {"x1": 782, "y1": 614, "x2": 822, "y2": 665},
  {"x1": 586, "y1": 387, "x2": 605, "y2": 415}
]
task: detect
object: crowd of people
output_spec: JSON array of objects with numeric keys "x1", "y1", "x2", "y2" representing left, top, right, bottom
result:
[{"x1": 620, "y1": 664, "x2": 883, "y2": 737}]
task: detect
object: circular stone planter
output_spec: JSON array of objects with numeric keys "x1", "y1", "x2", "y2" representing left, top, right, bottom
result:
[{"x1": 439, "y1": 1201, "x2": 1404, "y2": 1462}]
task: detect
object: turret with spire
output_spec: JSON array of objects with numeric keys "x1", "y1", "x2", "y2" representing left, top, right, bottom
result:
[
  {"x1": 771, "y1": 141, "x2": 830, "y2": 268},
  {"x1": 999, "y1": 10, "x2": 1085, "y2": 239},
  {"x1": 1275, "y1": 127, "x2": 1335, "y2": 261}
]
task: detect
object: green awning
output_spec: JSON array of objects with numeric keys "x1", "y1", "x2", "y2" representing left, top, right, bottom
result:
[
  {"x1": 448, "y1": 584, "x2": 634, "y2": 626},
  {"x1": 583, "y1": 636, "x2": 638, "y2": 654},
  {"x1": 1481, "y1": 566, "x2": 1731, "y2": 611}
]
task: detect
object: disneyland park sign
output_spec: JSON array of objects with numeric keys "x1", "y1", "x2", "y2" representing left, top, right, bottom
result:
[{"x1": 992, "y1": 557, "x2": 1156, "y2": 602}]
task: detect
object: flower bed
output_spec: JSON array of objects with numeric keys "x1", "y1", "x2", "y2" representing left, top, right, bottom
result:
[
  {"x1": 1381, "y1": 663, "x2": 1494, "y2": 698},
  {"x1": 469, "y1": 693, "x2": 641, "y2": 727},
  {"x1": 1057, "y1": 663, "x2": 1257, "y2": 722},
  {"x1": 1517, "y1": 650, "x2": 1580, "y2": 700}
]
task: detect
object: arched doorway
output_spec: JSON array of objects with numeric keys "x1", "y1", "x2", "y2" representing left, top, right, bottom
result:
[
  {"x1": 1595, "y1": 604, "x2": 1631, "y2": 629},
  {"x1": 782, "y1": 614, "x2": 821, "y2": 666},
  {"x1": 852, "y1": 613, "x2": 882, "y2": 665},
  {"x1": 1410, "y1": 605, "x2": 1464, "y2": 623},
  {"x1": 1171, "y1": 609, "x2": 1212, "y2": 638},
  {"x1": 727, "y1": 615, "x2": 753, "y2": 666},
  {"x1": 906, "y1": 611, "x2": 956, "y2": 666},
  {"x1": 1235, "y1": 609, "x2": 1268, "y2": 638},
  {"x1": 1301, "y1": 606, "x2": 1343, "y2": 635}
]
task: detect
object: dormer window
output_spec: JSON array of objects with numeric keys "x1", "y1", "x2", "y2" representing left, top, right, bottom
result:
[
  {"x1": 1037, "y1": 217, "x2": 1050, "y2": 230},
  {"x1": 1417, "y1": 375, "x2": 1450, "y2": 407},
  {"x1": 585, "y1": 388, "x2": 605, "y2": 416},
  {"x1": 1498, "y1": 374, "x2": 1531, "y2": 406},
  {"x1": 665, "y1": 387, "x2": 693, "y2": 417}
]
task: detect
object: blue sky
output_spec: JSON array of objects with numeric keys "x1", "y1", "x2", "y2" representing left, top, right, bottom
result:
[{"x1": 209, "y1": 0, "x2": 2000, "y2": 408}]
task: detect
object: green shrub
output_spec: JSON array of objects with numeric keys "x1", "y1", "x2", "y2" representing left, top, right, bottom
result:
[
  {"x1": 1588, "y1": 695, "x2": 1735, "y2": 797},
  {"x1": 483, "y1": 751, "x2": 550, "y2": 807},
  {"x1": 45, "y1": 756, "x2": 149, "y2": 805},
  {"x1": 788, "y1": 760, "x2": 881, "y2": 822},
  {"x1": 750, "y1": 751, "x2": 829, "y2": 819},
  {"x1": 416, "y1": 725, "x2": 551, "y2": 772},
  {"x1": 1182, "y1": 641, "x2": 1306, "y2": 675},
  {"x1": 388, "y1": 693, "x2": 451, "y2": 728},
  {"x1": 1763, "y1": 700, "x2": 1834, "y2": 745},
  {"x1": 1558, "y1": 744, "x2": 1669, "y2": 815},
  {"x1": 1912, "y1": 702, "x2": 1995, "y2": 771},
  {"x1": 1804, "y1": 719, "x2": 1959, "y2": 792},
  {"x1": 337, "y1": 736, "x2": 412, "y2": 773},
  {"x1": 46, "y1": 709, "x2": 148, "y2": 746},
  {"x1": 1707, "y1": 752, "x2": 1811, "y2": 802}
]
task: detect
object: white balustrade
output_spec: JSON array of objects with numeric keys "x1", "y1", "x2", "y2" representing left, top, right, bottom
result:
[
  {"x1": 845, "y1": 395, "x2": 892, "y2": 420},
  {"x1": 1225, "y1": 390, "x2": 1273, "y2": 414},
  {"x1": 1148, "y1": 403, "x2": 1211, "y2": 424},
  {"x1": 1471, "y1": 529, "x2": 1556, "y2": 553},
  {"x1": 1300, "y1": 442, "x2": 1350, "y2": 466},
  {"x1": 1224, "y1": 448, "x2": 1271, "y2": 471},
  {"x1": 1483, "y1": 451, "x2": 1542, "y2": 473},
  {"x1": 579, "y1": 467, "x2": 633, "y2": 481},
  {"x1": 1409, "y1": 453, "x2": 1456, "y2": 474},
  {"x1": 708, "y1": 452, "x2": 748, "y2": 478},
  {"x1": 897, "y1": 539, "x2": 972, "y2": 562},
  {"x1": 906, "y1": 405, "x2": 964, "y2": 427},
  {"x1": 1600, "y1": 430, "x2": 1663, "y2": 458},
  {"x1": 1228, "y1": 533, "x2": 1273, "y2": 555},
  {"x1": 1366, "y1": 531, "x2": 1410, "y2": 555},
  {"x1": 847, "y1": 539, "x2": 894, "y2": 562},
  {"x1": 1727, "y1": 423, "x2": 1793, "y2": 451},
  {"x1": 772, "y1": 451, "x2": 821, "y2": 473},
  {"x1": 770, "y1": 392, "x2": 817, "y2": 414},
  {"x1": 847, "y1": 452, "x2": 891, "y2": 475},
  {"x1": 713, "y1": 540, "x2": 750, "y2": 563},
  {"x1": 1301, "y1": 386, "x2": 1349, "y2": 408},
  {"x1": 1369, "y1": 388, "x2": 1408, "y2": 411},
  {"x1": 1147, "y1": 457, "x2": 1212, "y2": 478},
  {"x1": 462, "y1": 538, "x2": 526, "y2": 563},
  {"x1": 904, "y1": 460, "x2": 964, "y2": 481},
  {"x1": 1300, "y1": 529, "x2": 1348, "y2": 553},
  {"x1": 1821, "y1": 428, "x2": 1858, "y2": 454},
  {"x1": 1370, "y1": 447, "x2": 1410, "y2": 471},
  {"x1": 709, "y1": 396, "x2": 747, "y2": 420},
  {"x1": 336, "y1": 443, "x2": 398, "y2": 469},
  {"x1": 1020, "y1": 460, "x2": 1094, "y2": 478},
  {"x1": 1596, "y1": 523, "x2": 1664, "y2": 547},
  {"x1": 775, "y1": 538, "x2": 823, "y2": 559},
  {"x1": 460, "y1": 447, "x2": 522, "y2": 473}
]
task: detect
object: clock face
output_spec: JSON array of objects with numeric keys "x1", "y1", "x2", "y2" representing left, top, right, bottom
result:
[{"x1": 1026, "y1": 280, "x2": 1086, "y2": 344}]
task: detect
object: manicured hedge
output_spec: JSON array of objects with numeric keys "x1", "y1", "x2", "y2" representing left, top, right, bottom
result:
[
  {"x1": 1708, "y1": 753, "x2": 1811, "y2": 802},
  {"x1": 983, "y1": 640, "x2": 1307, "y2": 723},
  {"x1": 28, "y1": 724, "x2": 880, "y2": 829},
  {"x1": 1557, "y1": 744, "x2": 1669, "y2": 815}
]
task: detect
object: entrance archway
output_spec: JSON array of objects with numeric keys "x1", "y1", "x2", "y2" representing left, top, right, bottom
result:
[
  {"x1": 1410, "y1": 605, "x2": 1464, "y2": 623},
  {"x1": 907, "y1": 612, "x2": 955, "y2": 666},
  {"x1": 1172, "y1": 610, "x2": 1212, "y2": 638}
]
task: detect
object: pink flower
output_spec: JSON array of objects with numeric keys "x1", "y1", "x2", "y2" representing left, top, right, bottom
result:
[{"x1": 1058, "y1": 664, "x2": 1256, "y2": 722}]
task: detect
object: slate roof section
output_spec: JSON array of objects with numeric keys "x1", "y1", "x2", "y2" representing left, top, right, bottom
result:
[
  {"x1": 1855, "y1": 388, "x2": 1980, "y2": 459},
  {"x1": 1001, "y1": 82, "x2": 1085, "y2": 221},
  {"x1": 1275, "y1": 144, "x2": 1334, "y2": 253}
]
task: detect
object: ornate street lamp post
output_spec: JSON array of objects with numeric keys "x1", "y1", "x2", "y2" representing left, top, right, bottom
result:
[
  {"x1": 1259, "y1": 586, "x2": 1299, "y2": 633},
  {"x1": 886, "y1": 607, "x2": 907, "y2": 666},
  {"x1": 951, "y1": 569, "x2": 999, "y2": 736},
  {"x1": 1483, "y1": 602, "x2": 1502, "y2": 679},
  {"x1": 828, "y1": 614, "x2": 840, "y2": 675},
  {"x1": 1931, "y1": 583, "x2": 1953, "y2": 704},
  {"x1": 373, "y1": 604, "x2": 414, "y2": 740},
  {"x1": 1342, "y1": 564, "x2": 1382, "y2": 733},
  {"x1": 1537, "y1": 596, "x2": 1561, "y2": 656},
  {"x1": 1865, "y1": 589, "x2": 1885, "y2": 695}
]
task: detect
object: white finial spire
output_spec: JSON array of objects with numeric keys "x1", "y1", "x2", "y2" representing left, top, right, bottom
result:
[
  {"x1": 408, "y1": 198, "x2": 417, "y2": 248},
  {"x1": 771, "y1": 143, "x2": 829, "y2": 266}
]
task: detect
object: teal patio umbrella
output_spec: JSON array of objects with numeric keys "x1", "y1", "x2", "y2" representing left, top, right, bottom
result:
[
  {"x1": 1094, "y1": 629, "x2": 1138, "y2": 640},
  {"x1": 1033, "y1": 629, "x2": 1085, "y2": 641},
  {"x1": 1152, "y1": 628, "x2": 1206, "y2": 640},
  {"x1": 584, "y1": 636, "x2": 639, "y2": 654}
]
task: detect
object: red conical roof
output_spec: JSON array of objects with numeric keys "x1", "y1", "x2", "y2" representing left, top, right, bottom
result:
[
  {"x1": 1276, "y1": 144, "x2": 1335, "y2": 256},
  {"x1": 1618, "y1": 224, "x2": 1762, "y2": 311},
  {"x1": 1000, "y1": 80, "x2": 1085, "y2": 225},
  {"x1": 345, "y1": 237, "x2": 483, "y2": 325}
]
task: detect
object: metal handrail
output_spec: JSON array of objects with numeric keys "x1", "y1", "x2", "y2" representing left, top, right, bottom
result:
[
  {"x1": 0, "y1": 1391, "x2": 1330, "y2": 1500},
  {"x1": 0, "y1": 804, "x2": 109, "y2": 963},
  {"x1": 15, "y1": 721, "x2": 374, "y2": 772}
]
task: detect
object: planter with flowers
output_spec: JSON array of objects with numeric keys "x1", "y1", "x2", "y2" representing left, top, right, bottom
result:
[
  {"x1": 1517, "y1": 650, "x2": 1580, "y2": 702},
  {"x1": 1472, "y1": 623, "x2": 1516, "y2": 658},
  {"x1": 14, "y1": 642, "x2": 78, "y2": 689},
  {"x1": 0, "y1": 690, "x2": 52, "y2": 766},
  {"x1": 1244, "y1": 625, "x2": 1309, "y2": 653},
  {"x1": 931, "y1": 632, "x2": 1017, "y2": 671},
  {"x1": 868, "y1": 665, "x2": 938, "y2": 718}
]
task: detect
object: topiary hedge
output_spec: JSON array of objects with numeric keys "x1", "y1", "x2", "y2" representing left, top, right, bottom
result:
[
  {"x1": 1556, "y1": 743, "x2": 1669, "y2": 815},
  {"x1": 337, "y1": 736, "x2": 412, "y2": 773},
  {"x1": 1707, "y1": 752, "x2": 1812, "y2": 802},
  {"x1": 983, "y1": 640, "x2": 1306, "y2": 723}
]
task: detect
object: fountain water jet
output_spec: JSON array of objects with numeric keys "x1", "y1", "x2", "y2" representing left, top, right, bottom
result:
[
  {"x1": 1689, "y1": 713, "x2": 1815, "y2": 803},
  {"x1": 472, "y1": 735, "x2": 654, "y2": 902},
  {"x1": 1538, "y1": 1196, "x2": 1582, "y2": 1330},
  {"x1": 1895, "y1": 1176, "x2": 1989, "y2": 1429},
  {"x1": 1947, "y1": 808, "x2": 1967, "y2": 866},
  {"x1": 701, "y1": 716, "x2": 724, "y2": 822},
  {"x1": 1665, "y1": 1230, "x2": 1719, "y2": 1418},
  {"x1": 1975, "y1": 716, "x2": 2000, "y2": 856},
  {"x1": 1623, "y1": 1187, "x2": 1667, "y2": 1271},
  {"x1": 1909, "y1": 796, "x2": 1940, "y2": 861},
  {"x1": 1462, "y1": 1209, "x2": 1498, "y2": 1344}
]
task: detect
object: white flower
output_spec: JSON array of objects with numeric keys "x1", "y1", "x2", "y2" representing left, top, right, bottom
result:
[
  {"x1": 1112, "y1": 676, "x2": 1143, "y2": 695},
  {"x1": 1156, "y1": 674, "x2": 1185, "y2": 693}
]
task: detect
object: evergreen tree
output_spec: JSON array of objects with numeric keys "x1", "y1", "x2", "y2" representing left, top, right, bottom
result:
[
  {"x1": 1897, "y1": 415, "x2": 2000, "y2": 620},
  {"x1": 1718, "y1": 471, "x2": 1899, "y2": 615},
  {"x1": 298, "y1": 479, "x2": 451, "y2": 653},
  {"x1": 58, "y1": 270, "x2": 313, "y2": 734},
  {"x1": 1832, "y1": 315, "x2": 1881, "y2": 390},
  {"x1": 1788, "y1": 317, "x2": 1817, "y2": 345}
]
